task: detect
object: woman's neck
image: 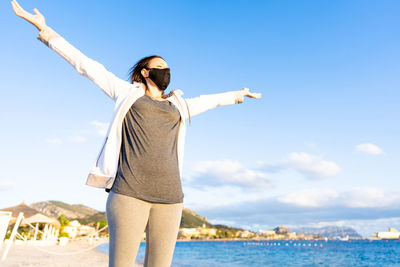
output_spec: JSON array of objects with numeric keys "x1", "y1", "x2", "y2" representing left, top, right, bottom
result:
[
  {"x1": 145, "y1": 83, "x2": 163, "y2": 98},
  {"x1": 144, "y1": 83, "x2": 169, "y2": 101}
]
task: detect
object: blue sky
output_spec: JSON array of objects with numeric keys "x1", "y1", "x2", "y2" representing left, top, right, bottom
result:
[{"x1": 1, "y1": 0, "x2": 399, "y2": 236}]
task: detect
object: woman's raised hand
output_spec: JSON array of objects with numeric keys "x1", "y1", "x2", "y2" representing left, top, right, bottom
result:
[{"x1": 11, "y1": 0, "x2": 46, "y2": 31}]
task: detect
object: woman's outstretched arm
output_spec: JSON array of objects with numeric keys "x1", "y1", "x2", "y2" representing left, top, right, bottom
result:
[
  {"x1": 183, "y1": 88, "x2": 261, "y2": 118},
  {"x1": 11, "y1": 0, "x2": 132, "y2": 101}
]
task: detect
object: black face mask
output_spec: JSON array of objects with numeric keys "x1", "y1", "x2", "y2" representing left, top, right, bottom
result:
[{"x1": 147, "y1": 68, "x2": 170, "y2": 91}]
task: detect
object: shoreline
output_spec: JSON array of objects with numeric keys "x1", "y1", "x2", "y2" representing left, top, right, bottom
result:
[{"x1": 1, "y1": 240, "x2": 141, "y2": 267}]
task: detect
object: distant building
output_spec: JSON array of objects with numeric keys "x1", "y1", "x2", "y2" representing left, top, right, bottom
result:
[
  {"x1": 285, "y1": 232, "x2": 297, "y2": 239},
  {"x1": 296, "y1": 233, "x2": 305, "y2": 239},
  {"x1": 274, "y1": 226, "x2": 289, "y2": 234},
  {"x1": 179, "y1": 226, "x2": 218, "y2": 239},
  {"x1": 179, "y1": 228, "x2": 200, "y2": 239},
  {"x1": 259, "y1": 230, "x2": 276, "y2": 236},
  {"x1": 198, "y1": 227, "x2": 216, "y2": 236},
  {"x1": 376, "y1": 228, "x2": 400, "y2": 239},
  {"x1": 62, "y1": 220, "x2": 95, "y2": 238},
  {"x1": 237, "y1": 230, "x2": 250, "y2": 238},
  {"x1": 62, "y1": 220, "x2": 79, "y2": 238},
  {"x1": 78, "y1": 225, "x2": 97, "y2": 236},
  {"x1": 236, "y1": 230, "x2": 256, "y2": 238},
  {"x1": 259, "y1": 228, "x2": 298, "y2": 240}
]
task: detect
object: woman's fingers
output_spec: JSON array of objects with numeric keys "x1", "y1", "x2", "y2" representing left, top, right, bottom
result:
[
  {"x1": 11, "y1": 1, "x2": 21, "y2": 17},
  {"x1": 12, "y1": 0, "x2": 24, "y2": 14},
  {"x1": 241, "y1": 87, "x2": 262, "y2": 99},
  {"x1": 248, "y1": 92, "x2": 262, "y2": 99},
  {"x1": 11, "y1": 0, "x2": 46, "y2": 30},
  {"x1": 33, "y1": 8, "x2": 41, "y2": 16},
  {"x1": 11, "y1": 0, "x2": 29, "y2": 19},
  {"x1": 13, "y1": 0, "x2": 25, "y2": 12}
]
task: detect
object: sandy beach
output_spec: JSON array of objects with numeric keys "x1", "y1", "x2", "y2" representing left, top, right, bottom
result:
[{"x1": 1, "y1": 240, "x2": 143, "y2": 267}]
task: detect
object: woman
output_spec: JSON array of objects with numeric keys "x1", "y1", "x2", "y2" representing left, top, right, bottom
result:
[{"x1": 11, "y1": 1, "x2": 261, "y2": 266}]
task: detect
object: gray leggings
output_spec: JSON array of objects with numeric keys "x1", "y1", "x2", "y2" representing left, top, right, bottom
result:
[{"x1": 106, "y1": 191, "x2": 183, "y2": 267}]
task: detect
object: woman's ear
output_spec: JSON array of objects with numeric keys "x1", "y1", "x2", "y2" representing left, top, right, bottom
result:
[{"x1": 141, "y1": 68, "x2": 149, "y2": 78}]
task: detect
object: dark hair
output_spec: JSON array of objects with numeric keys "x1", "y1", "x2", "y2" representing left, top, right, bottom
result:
[{"x1": 129, "y1": 55, "x2": 173, "y2": 99}]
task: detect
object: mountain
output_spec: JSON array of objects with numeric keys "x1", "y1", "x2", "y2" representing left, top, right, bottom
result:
[
  {"x1": 30, "y1": 201, "x2": 360, "y2": 237},
  {"x1": 289, "y1": 226, "x2": 362, "y2": 238},
  {"x1": 77, "y1": 212, "x2": 107, "y2": 225},
  {"x1": 30, "y1": 201, "x2": 217, "y2": 229},
  {"x1": 180, "y1": 208, "x2": 213, "y2": 228},
  {"x1": 31, "y1": 201, "x2": 98, "y2": 220}
]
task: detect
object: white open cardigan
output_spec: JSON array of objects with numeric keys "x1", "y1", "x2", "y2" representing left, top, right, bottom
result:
[{"x1": 37, "y1": 25, "x2": 244, "y2": 189}]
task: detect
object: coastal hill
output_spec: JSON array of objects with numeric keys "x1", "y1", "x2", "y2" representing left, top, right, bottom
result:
[
  {"x1": 30, "y1": 200, "x2": 225, "y2": 229},
  {"x1": 180, "y1": 208, "x2": 213, "y2": 228},
  {"x1": 289, "y1": 226, "x2": 362, "y2": 238},
  {"x1": 30, "y1": 201, "x2": 361, "y2": 238},
  {"x1": 31, "y1": 201, "x2": 98, "y2": 220}
]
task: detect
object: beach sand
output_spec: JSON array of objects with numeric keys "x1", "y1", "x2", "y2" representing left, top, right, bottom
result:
[{"x1": 1, "y1": 240, "x2": 143, "y2": 267}]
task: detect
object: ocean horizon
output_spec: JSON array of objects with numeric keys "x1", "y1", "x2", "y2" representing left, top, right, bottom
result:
[{"x1": 97, "y1": 239, "x2": 400, "y2": 266}]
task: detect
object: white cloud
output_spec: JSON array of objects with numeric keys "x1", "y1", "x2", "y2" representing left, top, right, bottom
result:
[
  {"x1": 278, "y1": 189, "x2": 339, "y2": 208},
  {"x1": 257, "y1": 152, "x2": 340, "y2": 179},
  {"x1": 68, "y1": 136, "x2": 87, "y2": 143},
  {"x1": 341, "y1": 188, "x2": 398, "y2": 208},
  {"x1": 45, "y1": 135, "x2": 87, "y2": 144},
  {"x1": 182, "y1": 160, "x2": 273, "y2": 212},
  {"x1": 277, "y1": 187, "x2": 400, "y2": 209},
  {"x1": 355, "y1": 143, "x2": 384, "y2": 155},
  {"x1": 300, "y1": 220, "x2": 347, "y2": 228},
  {"x1": 286, "y1": 152, "x2": 340, "y2": 179},
  {"x1": 208, "y1": 218, "x2": 236, "y2": 226},
  {"x1": 0, "y1": 181, "x2": 16, "y2": 191},
  {"x1": 183, "y1": 185, "x2": 270, "y2": 211},
  {"x1": 90, "y1": 120, "x2": 109, "y2": 137},
  {"x1": 45, "y1": 138, "x2": 63, "y2": 145},
  {"x1": 188, "y1": 160, "x2": 270, "y2": 189}
]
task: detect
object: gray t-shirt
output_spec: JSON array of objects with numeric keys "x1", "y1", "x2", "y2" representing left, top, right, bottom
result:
[{"x1": 111, "y1": 94, "x2": 184, "y2": 203}]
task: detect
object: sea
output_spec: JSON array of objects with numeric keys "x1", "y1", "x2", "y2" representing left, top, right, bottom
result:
[{"x1": 98, "y1": 239, "x2": 400, "y2": 266}]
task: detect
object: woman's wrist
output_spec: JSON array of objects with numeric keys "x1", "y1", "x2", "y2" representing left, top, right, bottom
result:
[
  {"x1": 37, "y1": 25, "x2": 61, "y2": 47},
  {"x1": 35, "y1": 23, "x2": 47, "y2": 32},
  {"x1": 234, "y1": 90, "x2": 245, "y2": 104}
]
